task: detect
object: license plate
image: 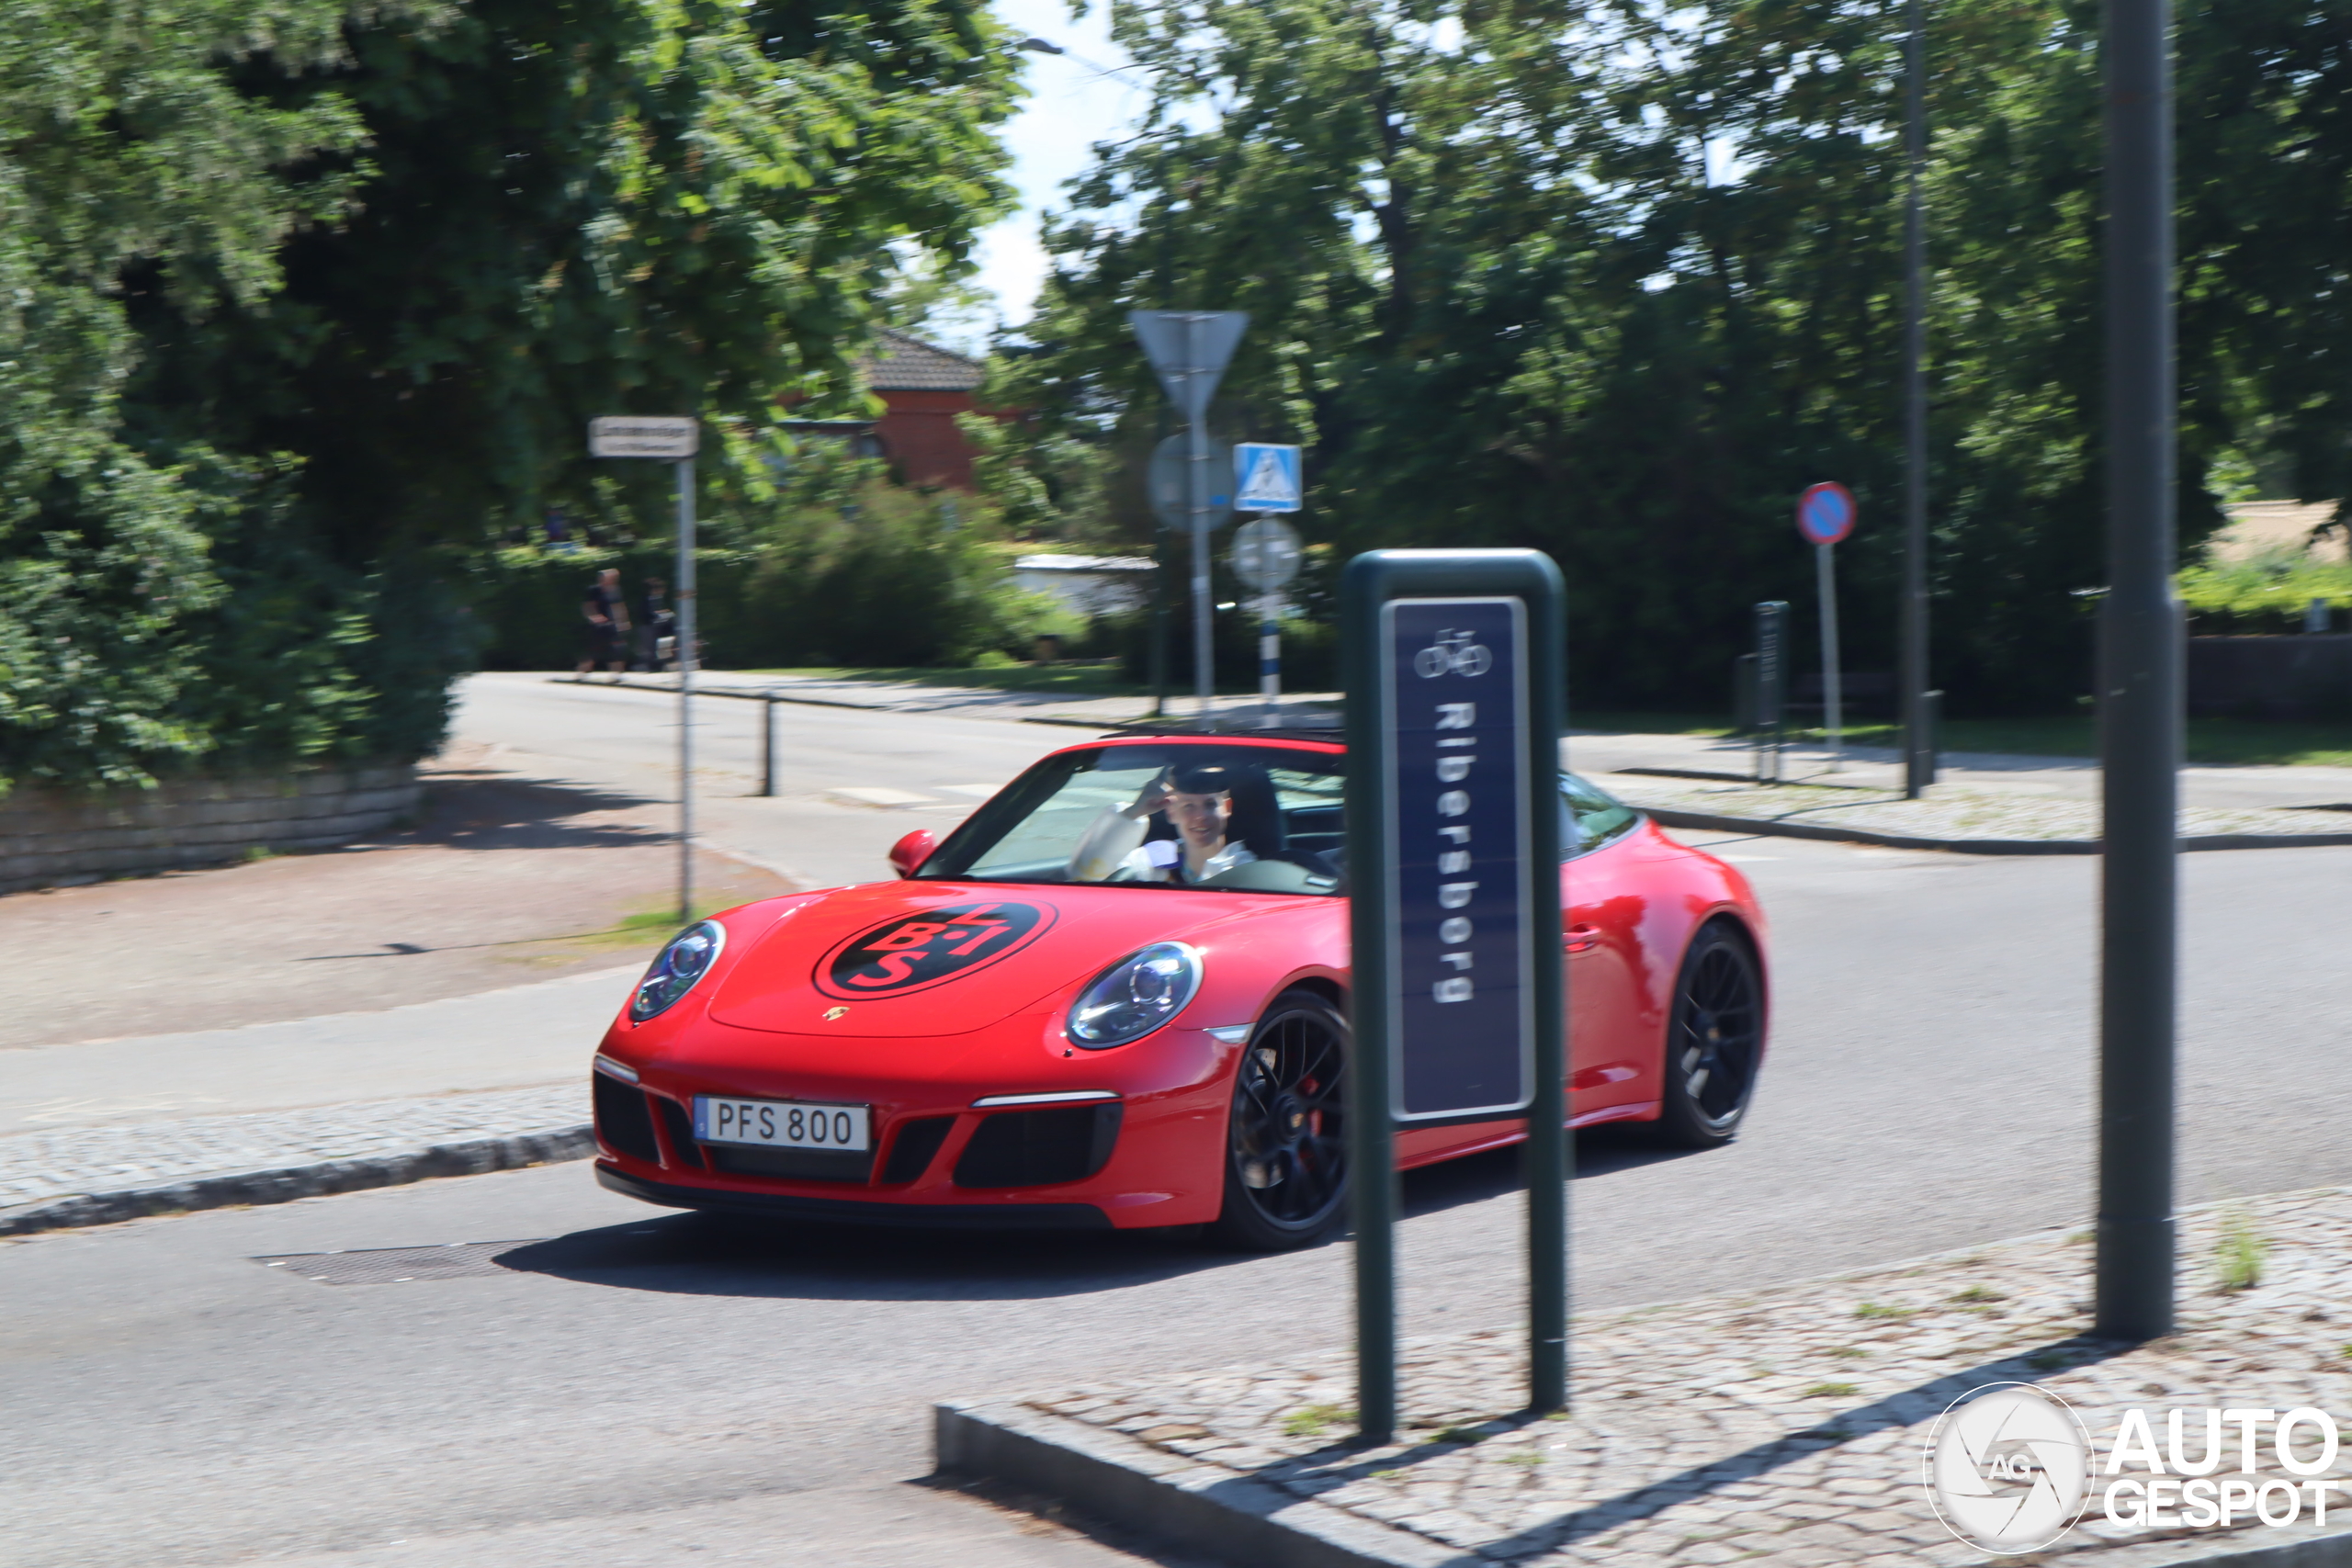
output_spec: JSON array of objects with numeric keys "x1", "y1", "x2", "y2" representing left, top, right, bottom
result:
[{"x1": 693, "y1": 1096, "x2": 869, "y2": 1152}]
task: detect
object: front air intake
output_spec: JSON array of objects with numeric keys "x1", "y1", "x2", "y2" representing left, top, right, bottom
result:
[
  {"x1": 651, "y1": 1096, "x2": 705, "y2": 1170},
  {"x1": 593, "y1": 1072, "x2": 661, "y2": 1165},
  {"x1": 953, "y1": 1104, "x2": 1122, "y2": 1190}
]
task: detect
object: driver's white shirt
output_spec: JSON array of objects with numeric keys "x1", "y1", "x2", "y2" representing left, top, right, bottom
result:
[{"x1": 1117, "y1": 839, "x2": 1258, "y2": 884}]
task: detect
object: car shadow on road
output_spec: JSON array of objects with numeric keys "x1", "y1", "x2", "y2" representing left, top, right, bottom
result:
[
  {"x1": 497, "y1": 1127, "x2": 1720, "y2": 1303},
  {"x1": 493, "y1": 1211, "x2": 1244, "y2": 1301}
]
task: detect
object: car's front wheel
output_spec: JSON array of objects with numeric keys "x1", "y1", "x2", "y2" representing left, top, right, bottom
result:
[
  {"x1": 1208, "y1": 988, "x2": 1350, "y2": 1250},
  {"x1": 1655, "y1": 921, "x2": 1765, "y2": 1147}
]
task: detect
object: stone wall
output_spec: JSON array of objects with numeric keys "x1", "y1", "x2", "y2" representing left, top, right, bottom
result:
[{"x1": 0, "y1": 763, "x2": 420, "y2": 895}]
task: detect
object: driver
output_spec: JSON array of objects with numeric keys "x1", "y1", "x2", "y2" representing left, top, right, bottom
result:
[{"x1": 1066, "y1": 761, "x2": 1261, "y2": 884}]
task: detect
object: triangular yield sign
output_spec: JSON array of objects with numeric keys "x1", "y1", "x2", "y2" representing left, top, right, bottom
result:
[{"x1": 1128, "y1": 310, "x2": 1249, "y2": 422}]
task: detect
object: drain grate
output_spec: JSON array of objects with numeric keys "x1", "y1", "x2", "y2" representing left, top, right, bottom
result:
[{"x1": 254, "y1": 1239, "x2": 545, "y2": 1285}]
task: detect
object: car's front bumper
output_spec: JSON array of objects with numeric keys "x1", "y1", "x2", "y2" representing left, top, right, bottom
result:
[{"x1": 594, "y1": 1163, "x2": 1114, "y2": 1230}]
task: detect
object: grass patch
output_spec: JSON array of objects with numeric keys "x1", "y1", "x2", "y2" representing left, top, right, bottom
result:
[
  {"x1": 741, "y1": 662, "x2": 1147, "y2": 697},
  {"x1": 1804, "y1": 1382, "x2": 1861, "y2": 1399},
  {"x1": 1433, "y1": 1426, "x2": 1488, "y2": 1446},
  {"x1": 2026, "y1": 1350, "x2": 2071, "y2": 1371},
  {"x1": 1950, "y1": 1285, "x2": 2007, "y2": 1304},
  {"x1": 2214, "y1": 1209, "x2": 2267, "y2": 1292},
  {"x1": 1498, "y1": 1450, "x2": 1546, "y2": 1466},
  {"x1": 1851, "y1": 1302, "x2": 1914, "y2": 1320},
  {"x1": 1824, "y1": 1347, "x2": 1869, "y2": 1360},
  {"x1": 1815, "y1": 715, "x2": 2352, "y2": 767},
  {"x1": 1571, "y1": 710, "x2": 1737, "y2": 738},
  {"x1": 1281, "y1": 1404, "x2": 1354, "y2": 1438}
]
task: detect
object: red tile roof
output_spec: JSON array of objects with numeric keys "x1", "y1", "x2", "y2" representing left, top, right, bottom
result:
[{"x1": 858, "y1": 328, "x2": 986, "y2": 392}]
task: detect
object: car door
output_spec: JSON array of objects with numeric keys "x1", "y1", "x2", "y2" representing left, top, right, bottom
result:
[{"x1": 1560, "y1": 774, "x2": 1652, "y2": 1120}]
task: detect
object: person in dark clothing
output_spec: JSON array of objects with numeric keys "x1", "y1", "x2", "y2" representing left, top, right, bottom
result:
[
  {"x1": 577, "y1": 568, "x2": 631, "y2": 675},
  {"x1": 636, "y1": 576, "x2": 675, "y2": 671}
]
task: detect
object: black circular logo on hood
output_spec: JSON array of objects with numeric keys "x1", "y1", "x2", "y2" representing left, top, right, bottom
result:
[{"x1": 815, "y1": 901, "x2": 1056, "y2": 999}]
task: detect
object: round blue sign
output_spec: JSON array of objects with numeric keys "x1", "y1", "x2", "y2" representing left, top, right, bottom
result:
[{"x1": 1796, "y1": 482, "x2": 1856, "y2": 546}]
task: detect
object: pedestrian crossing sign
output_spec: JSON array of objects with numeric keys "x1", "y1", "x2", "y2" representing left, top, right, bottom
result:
[{"x1": 1233, "y1": 443, "x2": 1304, "y2": 513}]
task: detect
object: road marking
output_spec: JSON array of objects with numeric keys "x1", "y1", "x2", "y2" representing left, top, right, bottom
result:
[{"x1": 828, "y1": 786, "x2": 937, "y2": 808}]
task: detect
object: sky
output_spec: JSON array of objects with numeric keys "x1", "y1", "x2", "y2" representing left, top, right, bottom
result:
[{"x1": 961, "y1": 0, "x2": 1151, "y2": 340}]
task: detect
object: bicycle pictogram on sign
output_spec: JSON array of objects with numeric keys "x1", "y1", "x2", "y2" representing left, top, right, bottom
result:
[{"x1": 1414, "y1": 629, "x2": 1493, "y2": 679}]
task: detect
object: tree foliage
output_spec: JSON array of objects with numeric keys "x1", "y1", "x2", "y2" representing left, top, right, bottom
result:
[
  {"x1": 1001, "y1": 0, "x2": 2352, "y2": 715},
  {"x1": 2, "y1": 0, "x2": 1017, "y2": 789}
]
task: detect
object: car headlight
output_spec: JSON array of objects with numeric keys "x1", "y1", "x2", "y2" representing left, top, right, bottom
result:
[
  {"x1": 1067, "y1": 942, "x2": 1203, "y2": 1048},
  {"x1": 630, "y1": 919, "x2": 727, "y2": 1022}
]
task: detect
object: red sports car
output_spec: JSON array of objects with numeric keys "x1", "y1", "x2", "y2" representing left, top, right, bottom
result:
[{"x1": 590, "y1": 730, "x2": 1768, "y2": 1249}]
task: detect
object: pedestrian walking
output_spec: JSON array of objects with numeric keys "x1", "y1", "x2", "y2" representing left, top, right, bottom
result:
[
  {"x1": 577, "y1": 568, "x2": 632, "y2": 676},
  {"x1": 637, "y1": 575, "x2": 676, "y2": 671}
]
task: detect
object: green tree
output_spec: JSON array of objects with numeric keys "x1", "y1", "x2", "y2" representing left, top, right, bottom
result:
[
  {"x1": 4, "y1": 0, "x2": 1019, "y2": 789},
  {"x1": 1003, "y1": 0, "x2": 2345, "y2": 715}
]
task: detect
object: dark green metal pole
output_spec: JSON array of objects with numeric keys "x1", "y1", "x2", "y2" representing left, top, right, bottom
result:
[
  {"x1": 1342, "y1": 571, "x2": 1399, "y2": 1446},
  {"x1": 1526, "y1": 576, "x2": 1568, "y2": 1416},
  {"x1": 2095, "y1": 0, "x2": 2177, "y2": 1341},
  {"x1": 1900, "y1": 0, "x2": 1933, "y2": 798}
]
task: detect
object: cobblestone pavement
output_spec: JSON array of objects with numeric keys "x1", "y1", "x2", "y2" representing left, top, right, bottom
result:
[
  {"x1": 0, "y1": 1082, "x2": 585, "y2": 1213},
  {"x1": 1608, "y1": 774, "x2": 2352, "y2": 846},
  {"x1": 1016, "y1": 1188, "x2": 2352, "y2": 1565}
]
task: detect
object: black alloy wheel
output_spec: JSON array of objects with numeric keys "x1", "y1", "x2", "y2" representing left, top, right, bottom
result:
[
  {"x1": 1656, "y1": 923, "x2": 1765, "y2": 1148},
  {"x1": 1209, "y1": 988, "x2": 1350, "y2": 1250}
]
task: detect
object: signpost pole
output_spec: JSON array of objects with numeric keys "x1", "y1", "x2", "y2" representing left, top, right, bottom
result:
[
  {"x1": 676, "y1": 455, "x2": 696, "y2": 924},
  {"x1": 2096, "y1": 0, "x2": 2177, "y2": 1343},
  {"x1": 589, "y1": 415, "x2": 702, "y2": 926},
  {"x1": 1186, "y1": 318, "x2": 1215, "y2": 730},
  {"x1": 1260, "y1": 584, "x2": 1280, "y2": 724},
  {"x1": 1753, "y1": 602, "x2": 1788, "y2": 784},
  {"x1": 1815, "y1": 542, "x2": 1843, "y2": 768},
  {"x1": 1344, "y1": 548, "x2": 1567, "y2": 1441},
  {"x1": 1900, "y1": 0, "x2": 1933, "y2": 799},
  {"x1": 760, "y1": 695, "x2": 776, "y2": 797}
]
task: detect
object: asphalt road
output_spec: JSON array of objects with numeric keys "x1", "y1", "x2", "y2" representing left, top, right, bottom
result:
[{"x1": 9, "y1": 675, "x2": 2352, "y2": 1566}]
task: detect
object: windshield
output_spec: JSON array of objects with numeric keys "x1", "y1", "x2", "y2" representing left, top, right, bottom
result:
[{"x1": 917, "y1": 744, "x2": 1346, "y2": 897}]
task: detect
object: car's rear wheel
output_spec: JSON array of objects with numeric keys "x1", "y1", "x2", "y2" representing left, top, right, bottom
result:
[
  {"x1": 1208, "y1": 988, "x2": 1350, "y2": 1250},
  {"x1": 1656, "y1": 922, "x2": 1764, "y2": 1148}
]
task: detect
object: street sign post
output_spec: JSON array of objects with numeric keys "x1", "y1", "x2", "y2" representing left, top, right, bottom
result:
[
  {"x1": 1753, "y1": 601, "x2": 1790, "y2": 784},
  {"x1": 1131, "y1": 310, "x2": 1248, "y2": 728},
  {"x1": 1342, "y1": 548, "x2": 1567, "y2": 1441},
  {"x1": 1230, "y1": 516, "x2": 1302, "y2": 724},
  {"x1": 592, "y1": 415, "x2": 701, "y2": 922},
  {"x1": 1233, "y1": 442, "x2": 1303, "y2": 513},
  {"x1": 1148, "y1": 434, "x2": 1234, "y2": 530},
  {"x1": 1795, "y1": 482, "x2": 1856, "y2": 768},
  {"x1": 2098, "y1": 0, "x2": 2179, "y2": 1343}
]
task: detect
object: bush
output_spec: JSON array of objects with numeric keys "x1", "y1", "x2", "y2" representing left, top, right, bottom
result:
[{"x1": 472, "y1": 457, "x2": 1047, "y2": 671}]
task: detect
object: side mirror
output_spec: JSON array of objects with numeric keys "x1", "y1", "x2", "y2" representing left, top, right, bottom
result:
[{"x1": 888, "y1": 829, "x2": 939, "y2": 879}]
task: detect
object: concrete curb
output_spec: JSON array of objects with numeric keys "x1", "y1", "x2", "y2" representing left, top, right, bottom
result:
[
  {"x1": 0, "y1": 1125, "x2": 594, "y2": 1237},
  {"x1": 936, "y1": 1400, "x2": 1475, "y2": 1568},
  {"x1": 934, "y1": 1400, "x2": 2352, "y2": 1568},
  {"x1": 1642, "y1": 806, "x2": 2352, "y2": 857}
]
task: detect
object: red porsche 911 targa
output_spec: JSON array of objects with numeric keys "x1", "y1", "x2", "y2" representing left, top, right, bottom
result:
[{"x1": 590, "y1": 731, "x2": 1768, "y2": 1249}]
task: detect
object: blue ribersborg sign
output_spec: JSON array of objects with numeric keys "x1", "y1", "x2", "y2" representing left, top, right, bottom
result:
[{"x1": 1378, "y1": 596, "x2": 1535, "y2": 1121}]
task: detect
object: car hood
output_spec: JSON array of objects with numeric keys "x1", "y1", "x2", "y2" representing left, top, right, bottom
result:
[{"x1": 707, "y1": 880, "x2": 1293, "y2": 1037}]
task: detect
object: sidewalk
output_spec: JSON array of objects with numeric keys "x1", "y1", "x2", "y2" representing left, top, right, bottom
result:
[
  {"x1": 940, "y1": 1186, "x2": 2352, "y2": 1568},
  {"x1": 583, "y1": 671, "x2": 2352, "y2": 852}
]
